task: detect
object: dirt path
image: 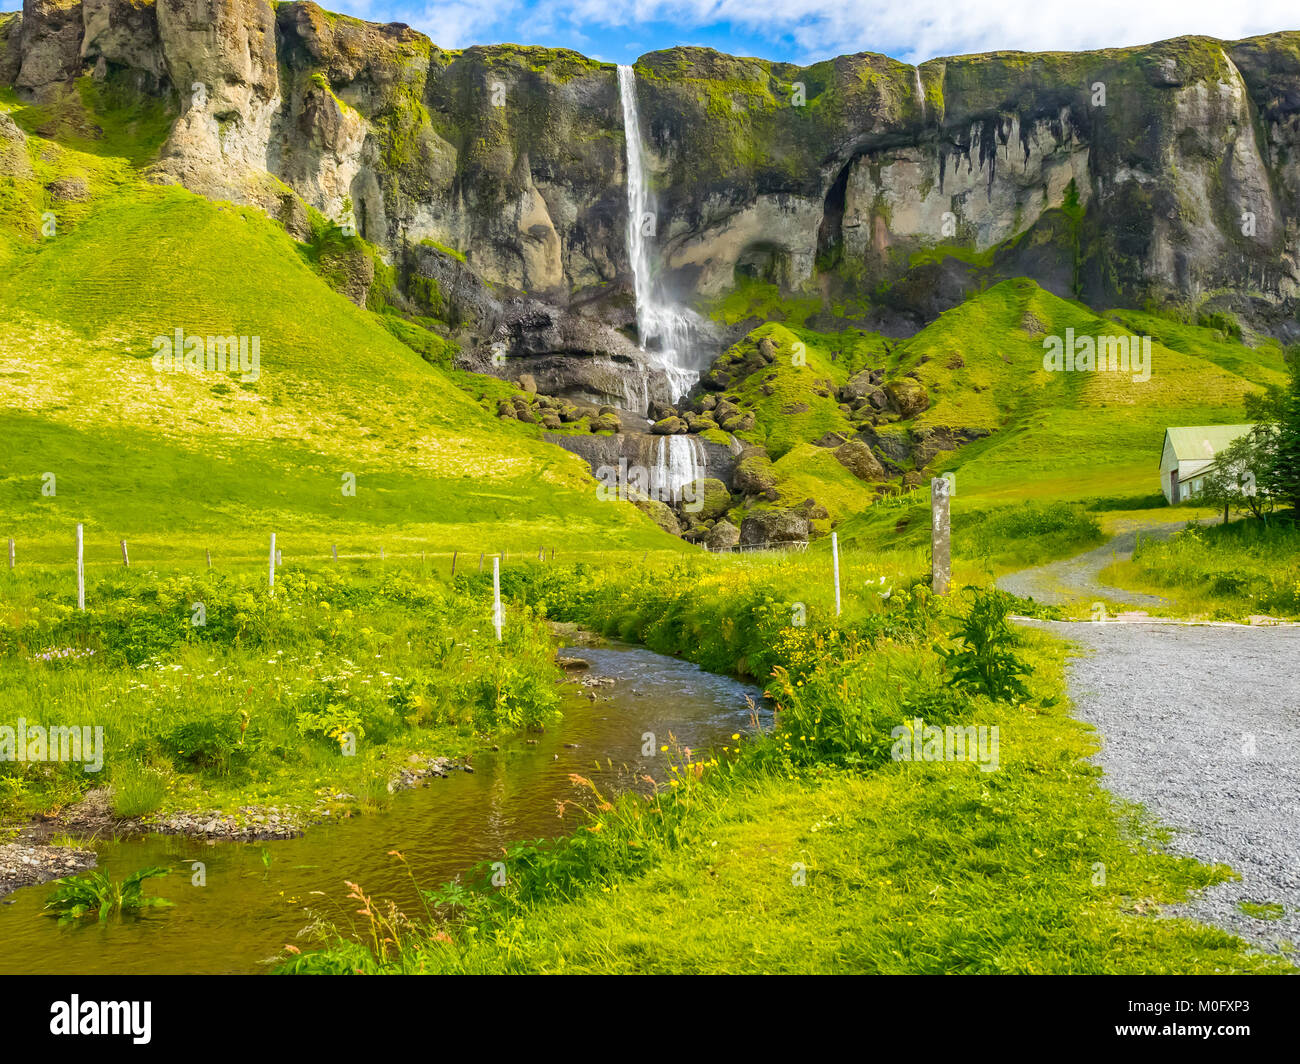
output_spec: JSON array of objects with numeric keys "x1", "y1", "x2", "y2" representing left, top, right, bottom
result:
[
  {"x1": 997, "y1": 518, "x2": 1198, "y2": 607},
  {"x1": 1019, "y1": 618, "x2": 1300, "y2": 957}
]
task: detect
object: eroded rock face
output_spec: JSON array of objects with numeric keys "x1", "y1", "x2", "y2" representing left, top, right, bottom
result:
[
  {"x1": 16, "y1": 0, "x2": 83, "y2": 93},
  {"x1": 3, "y1": 11, "x2": 1300, "y2": 328}
]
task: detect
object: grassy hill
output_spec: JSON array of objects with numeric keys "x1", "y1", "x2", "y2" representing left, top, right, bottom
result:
[
  {"x1": 700, "y1": 278, "x2": 1288, "y2": 546},
  {"x1": 0, "y1": 85, "x2": 676, "y2": 569}
]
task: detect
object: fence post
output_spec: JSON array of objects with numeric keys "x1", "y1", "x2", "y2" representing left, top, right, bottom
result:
[
  {"x1": 206, "y1": 548, "x2": 212, "y2": 569},
  {"x1": 120, "y1": 539, "x2": 129, "y2": 568},
  {"x1": 931, "y1": 478, "x2": 951, "y2": 595},
  {"x1": 451, "y1": 551, "x2": 458, "y2": 576},
  {"x1": 332, "y1": 544, "x2": 338, "y2": 561},
  {"x1": 76, "y1": 524, "x2": 85, "y2": 611},
  {"x1": 831, "y1": 531, "x2": 841, "y2": 616},
  {"x1": 268, "y1": 532, "x2": 276, "y2": 593},
  {"x1": 478, "y1": 552, "x2": 484, "y2": 573},
  {"x1": 276, "y1": 549, "x2": 282, "y2": 567},
  {"x1": 492, "y1": 556, "x2": 502, "y2": 642}
]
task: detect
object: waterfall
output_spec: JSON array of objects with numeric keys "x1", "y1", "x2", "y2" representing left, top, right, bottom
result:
[
  {"x1": 617, "y1": 65, "x2": 700, "y2": 405},
  {"x1": 914, "y1": 68, "x2": 926, "y2": 122},
  {"x1": 648, "y1": 435, "x2": 705, "y2": 504}
]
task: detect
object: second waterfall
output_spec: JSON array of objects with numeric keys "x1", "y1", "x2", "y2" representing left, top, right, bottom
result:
[{"x1": 617, "y1": 65, "x2": 702, "y2": 404}]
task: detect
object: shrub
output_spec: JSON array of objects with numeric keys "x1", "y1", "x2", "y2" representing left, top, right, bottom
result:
[{"x1": 941, "y1": 588, "x2": 1031, "y2": 702}]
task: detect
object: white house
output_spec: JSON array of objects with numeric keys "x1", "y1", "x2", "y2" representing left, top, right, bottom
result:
[{"x1": 1159, "y1": 424, "x2": 1255, "y2": 504}]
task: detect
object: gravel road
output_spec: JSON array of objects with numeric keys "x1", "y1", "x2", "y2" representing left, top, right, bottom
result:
[
  {"x1": 1024, "y1": 618, "x2": 1300, "y2": 956},
  {"x1": 997, "y1": 519, "x2": 1198, "y2": 606}
]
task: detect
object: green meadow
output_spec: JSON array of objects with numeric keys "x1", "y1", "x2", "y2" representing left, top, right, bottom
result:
[{"x1": 2, "y1": 67, "x2": 1297, "y2": 978}]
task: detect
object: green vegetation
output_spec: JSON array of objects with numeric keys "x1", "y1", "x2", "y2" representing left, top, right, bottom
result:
[
  {"x1": 1108, "y1": 519, "x2": 1300, "y2": 619},
  {"x1": 0, "y1": 566, "x2": 563, "y2": 824},
  {"x1": 280, "y1": 557, "x2": 1287, "y2": 974},
  {"x1": 1237, "y1": 900, "x2": 1285, "y2": 921},
  {"x1": 0, "y1": 88, "x2": 676, "y2": 566},
  {"x1": 44, "y1": 866, "x2": 172, "y2": 924}
]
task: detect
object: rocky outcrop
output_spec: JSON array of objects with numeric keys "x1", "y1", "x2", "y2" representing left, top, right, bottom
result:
[
  {"x1": 3, "y1": 9, "x2": 1300, "y2": 333},
  {"x1": 13, "y1": 0, "x2": 81, "y2": 93},
  {"x1": 0, "y1": 110, "x2": 31, "y2": 178}
]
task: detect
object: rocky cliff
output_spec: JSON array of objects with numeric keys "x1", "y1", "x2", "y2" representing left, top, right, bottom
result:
[{"x1": 4, "y1": 1, "x2": 1300, "y2": 338}]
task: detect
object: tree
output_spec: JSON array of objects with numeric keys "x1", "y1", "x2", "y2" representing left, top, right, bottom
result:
[
  {"x1": 1265, "y1": 356, "x2": 1300, "y2": 513},
  {"x1": 1201, "y1": 431, "x2": 1276, "y2": 522}
]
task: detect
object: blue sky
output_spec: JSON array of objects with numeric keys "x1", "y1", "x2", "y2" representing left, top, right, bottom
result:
[{"x1": 329, "y1": 1, "x2": 1298, "y2": 66}]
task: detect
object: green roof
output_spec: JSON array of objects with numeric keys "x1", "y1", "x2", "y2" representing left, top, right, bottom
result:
[{"x1": 1163, "y1": 424, "x2": 1255, "y2": 461}]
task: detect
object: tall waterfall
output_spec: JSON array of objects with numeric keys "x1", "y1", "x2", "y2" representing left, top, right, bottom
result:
[
  {"x1": 617, "y1": 65, "x2": 700, "y2": 405},
  {"x1": 914, "y1": 68, "x2": 926, "y2": 122}
]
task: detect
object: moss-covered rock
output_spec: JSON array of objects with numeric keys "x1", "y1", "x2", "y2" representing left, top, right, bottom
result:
[
  {"x1": 683, "y1": 477, "x2": 731, "y2": 521},
  {"x1": 733, "y1": 454, "x2": 778, "y2": 496}
]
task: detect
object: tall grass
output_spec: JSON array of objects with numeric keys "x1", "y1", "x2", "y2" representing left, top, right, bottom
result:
[
  {"x1": 1121, "y1": 517, "x2": 1300, "y2": 618},
  {"x1": 0, "y1": 565, "x2": 564, "y2": 823}
]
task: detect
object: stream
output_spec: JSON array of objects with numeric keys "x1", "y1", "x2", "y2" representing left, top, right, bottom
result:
[{"x1": 0, "y1": 641, "x2": 764, "y2": 974}]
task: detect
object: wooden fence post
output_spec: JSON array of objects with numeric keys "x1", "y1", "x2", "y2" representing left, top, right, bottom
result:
[
  {"x1": 332, "y1": 544, "x2": 338, "y2": 561},
  {"x1": 478, "y1": 552, "x2": 484, "y2": 573},
  {"x1": 76, "y1": 524, "x2": 84, "y2": 611},
  {"x1": 931, "y1": 478, "x2": 951, "y2": 595},
  {"x1": 451, "y1": 551, "x2": 458, "y2": 576},
  {"x1": 121, "y1": 539, "x2": 129, "y2": 568},
  {"x1": 268, "y1": 532, "x2": 276, "y2": 593},
  {"x1": 206, "y1": 548, "x2": 212, "y2": 569},
  {"x1": 492, "y1": 557, "x2": 503, "y2": 642},
  {"x1": 831, "y1": 531, "x2": 841, "y2": 616}
]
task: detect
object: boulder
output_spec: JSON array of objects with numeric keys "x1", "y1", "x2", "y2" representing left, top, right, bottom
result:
[
  {"x1": 839, "y1": 368, "x2": 878, "y2": 401},
  {"x1": 885, "y1": 379, "x2": 930, "y2": 419},
  {"x1": 650, "y1": 415, "x2": 687, "y2": 435},
  {"x1": 682, "y1": 477, "x2": 730, "y2": 521},
  {"x1": 704, "y1": 519, "x2": 741, "y2": 550},
  {"x1": 733, "y1": 454, "x2": 778, "y2": 496},
  {"x1": 834, "y1": 440, "x2": 886, "y2": 482},
  {"x1": 591, "y1": 412, "x2": 620, "y2": 433},
  {"x1": 738, "y1": 509, "x2": 809, "y2": 548}
]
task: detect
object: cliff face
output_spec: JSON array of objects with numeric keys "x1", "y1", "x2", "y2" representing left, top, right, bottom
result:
[{"x1": 4, "y1": 0, "x2": 1300, "y2": 335}]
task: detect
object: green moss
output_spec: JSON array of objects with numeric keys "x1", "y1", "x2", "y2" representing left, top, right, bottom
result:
[{"x1": 418, "y1": 237, "x2": 467, "y2": 263}]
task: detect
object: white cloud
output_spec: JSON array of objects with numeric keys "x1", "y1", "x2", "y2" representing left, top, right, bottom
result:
[{"x1": 329, "y1": 0, "x2": 1299, "y2": 62}]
